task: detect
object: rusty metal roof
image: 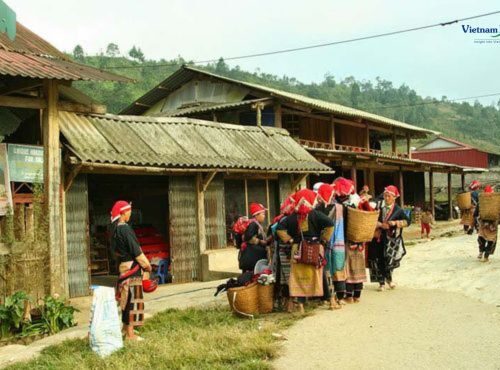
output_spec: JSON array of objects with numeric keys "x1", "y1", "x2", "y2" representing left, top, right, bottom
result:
[
  {"x1": 155, "y1": 98, "x2": 271, "y2": 117},
  {"x1": 0, "y1": 22, "x2": 130, "y2": 82},
  {"x1": 59, "y1": 111, "x2": 332, "y2": 173},
  {"x1": 120, "y1": 66, "x2": 437, "y2": 137}
]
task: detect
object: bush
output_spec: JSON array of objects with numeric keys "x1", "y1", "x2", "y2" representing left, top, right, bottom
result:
[{"x1": 0, "y1": 292, "x2": 78, "y2": 340}]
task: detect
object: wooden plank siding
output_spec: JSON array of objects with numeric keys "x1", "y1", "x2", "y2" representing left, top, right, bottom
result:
[
  {"x1": 169, "y1": 176, "x2": 200, "y2": 283},
  {"x1": 65, "y1": 174, "x2": 90, "y2": 298}
]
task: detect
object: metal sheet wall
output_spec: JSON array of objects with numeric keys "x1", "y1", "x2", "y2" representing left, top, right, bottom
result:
[
  {"x1": 205, "y1": 174, "x2": 227, "y2": 250},
  {"x1": 169, "y1": 176, "x2": 200, "y2": 282},
  {"x1": 412, "y1": 149, "x2": 488, "y2": 168},
  {"x1": 65, "y1": 174, "x2": 90, "y2": 297},
  {"x1": 278, "y1": 174, "x2": 292, "y2": 203}
]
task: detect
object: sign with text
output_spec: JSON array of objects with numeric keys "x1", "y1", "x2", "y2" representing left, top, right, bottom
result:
[
  {"x1": 0, "y1": 144, "x2": 12, "y2": 215},
  {"x1": 7, "y1": 144, "x2": 44, "y2": 183}
]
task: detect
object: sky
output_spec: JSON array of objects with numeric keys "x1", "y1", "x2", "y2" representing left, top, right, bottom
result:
[{"x1": 11, "y1": 0, "x2": 500, "y2": 106}]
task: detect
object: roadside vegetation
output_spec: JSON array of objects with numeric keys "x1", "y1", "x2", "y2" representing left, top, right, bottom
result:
[{"x1": 6, "y1": 306, "x2": 302, "y2": 370}]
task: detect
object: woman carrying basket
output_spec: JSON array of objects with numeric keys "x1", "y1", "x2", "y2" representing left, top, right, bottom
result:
[
  {"x1": 476, "y1": 185, "x2": 498, "y2": 262},
  {"x1": 276, "y1": 189, "x2": 334, "y2": 314},
  {"x1": 461, "y1": 180, "x2": 481, "y2": 235},
  {"x1": 368, "y1": 186, "x2": 410, "y2": 291}
]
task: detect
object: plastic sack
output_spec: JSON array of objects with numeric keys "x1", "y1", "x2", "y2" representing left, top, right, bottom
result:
[{"x1": 89, "y1": 286, "x2": 123, "y2": 357}]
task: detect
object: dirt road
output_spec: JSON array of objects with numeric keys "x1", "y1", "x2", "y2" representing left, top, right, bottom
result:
[{"x1": 274, "y1": 233, "x2": 500, "y2": 370}]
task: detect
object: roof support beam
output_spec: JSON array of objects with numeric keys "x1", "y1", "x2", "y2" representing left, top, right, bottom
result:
[
  {"x1": 0, "y1": 78, "x2": 43, "y2": 96},
  {"x1": 202, "y1": 171, "x2": 217, "y2": 192},
  {"x1": 0, "y1": 95, "x2": 106, "y2": 113}
]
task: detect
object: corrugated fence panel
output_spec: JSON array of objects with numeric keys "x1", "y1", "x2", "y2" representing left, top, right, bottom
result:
[
  {"x1": 66, "y1": 174, "x2": 90, "y2": 297},
  {"x1": 169, "y1": 176, "x2": 200, "y2": 282},
  {"x1": 205, "y1": 174, "x2": 226, "y2": 250}
]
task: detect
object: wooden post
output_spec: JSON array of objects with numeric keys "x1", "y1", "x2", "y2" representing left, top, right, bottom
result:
[
  {"x1": 265, "y1": 179, "x2": 271, "y2": 221},
  {"x1": 244, "y1": 180, "x2": 249, "y2": 216},
  {"x1": 368, "y1": 168, "x2": 375, "y2": 195},
  {"x1": 274, "y1": 103, "x2": 282, "y2": 128},
  {"x1": 196, "y1": 173, "x2": 207, "y2": 255},
  {"x1": 447, "y1": 172, "x2": 453, "y2": 220},
  {"x1": 429, "y1": 171, "x2": 435, "y2": 214},
  {"x1": 461, "y1": 173, "x2": 465, "y2": 191},
  {"x1": 365, "y1": 124, "x2": 370, "y2": 151},
  {"x1": 256, "y1": 104, "x2": 262, "y2": 127},
  {"x1": 330, "y1": 115, "x2": 336, "y2": 148},
  {"x1": 392, "y1": 133, "x2": 397, "y2": 154},
  {"x1": 43, "y1": 79, "x2": 65, "y2": 296},
  {"x1": 399, "y1": 170, "x2": 405, "y2": 207},
  {"x1": 406, "y1": 134, "x2": 412, "y2": 159},
  {"x1": 350, "y1": 165, "x2": 357, "y2": 190},
  {"x1": 212, "y1": 112, "x2": 217, "y2": 122}
]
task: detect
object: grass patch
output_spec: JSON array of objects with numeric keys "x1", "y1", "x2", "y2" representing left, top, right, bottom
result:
[{"x1": 6, "y1": 306, "x2": 301, "y2": 370}]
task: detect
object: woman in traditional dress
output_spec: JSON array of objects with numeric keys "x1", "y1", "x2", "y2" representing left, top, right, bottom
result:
[
  {"x1": 276, "y1": 189, "x2": 334, "y2": 313},
  {"x1": 111, "y1": 201, "x2": 152, "y2": 341},
  {"x1": 461, "y1": 180, "x2": 481, "y2": 235},
  {"x1": 368, "y1": 185, "x2": 410, "y2": 291},
  {"x1": 476, "y1": 185, "x2": 498, "y2": 262},
  {"x1": 238, "y1": 203, "x2": 269, "y2": 273},
  {"x1": 325, "y1": 177, "x2": 354, "y2": 309},
  {"x1": 270, "y1": 196, "x2": 296, "y2": 311}
]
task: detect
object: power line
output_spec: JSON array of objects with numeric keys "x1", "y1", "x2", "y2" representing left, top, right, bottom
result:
[
  {"x1": 375, "y1": 92, "x2": 500, "y2": 109},
  {"x1": 103, "y1": 10, "x2": 500, "y2": 70}
]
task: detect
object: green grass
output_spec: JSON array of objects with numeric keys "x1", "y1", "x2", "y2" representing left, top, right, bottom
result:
[{"x1": 6, "y1": 306, "x2": 300, "y2": 370}]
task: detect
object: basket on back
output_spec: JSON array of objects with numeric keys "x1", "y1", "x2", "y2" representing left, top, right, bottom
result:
[
  {"x1": 456, "y1": 192, "x2": 472, "y2": 210},
  {"x1": 347, "y1": 207, "x2": 380, "y2": 243},
  {"x1": 478, "y1": 193, "x2": 500, "y2": 221},
  {"x1": 227, "y1": 282, "x2": 259, "y2": 316}
]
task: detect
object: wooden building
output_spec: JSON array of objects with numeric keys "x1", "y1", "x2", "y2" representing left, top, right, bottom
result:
[
  {"x1": 59, "y1": 112, "x2": 330, "y2": 294},
  {"x1": 0, "y1": 13, "x2": 128, "y2": 299},
  {"x1": 122, "y1": 65, "x2": 481, "y2": 212}
]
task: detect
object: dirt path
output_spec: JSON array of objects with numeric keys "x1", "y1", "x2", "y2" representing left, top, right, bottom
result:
[{"x1": 274, "y1": 232, "x2": 500, "y2": 370}]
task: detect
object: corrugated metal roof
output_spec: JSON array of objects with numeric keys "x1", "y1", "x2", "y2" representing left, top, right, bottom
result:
[
  {"x1": 59, "y1": 111, "x2": 331, "y2": 173},
  {"x1": 0, "y1": 22, "x2": 130, "y2": 82},
  {"x1": 156, "y1": 98, "x2": 271, "y2": 117},
  {"x1": 120, "y1": 66, "x2": 437, "y2": 137}
]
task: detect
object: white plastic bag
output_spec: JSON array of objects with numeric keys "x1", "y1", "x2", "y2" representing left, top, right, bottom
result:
[{"x1": 89, "y1": 286, "x2": 123, "y2": 357}]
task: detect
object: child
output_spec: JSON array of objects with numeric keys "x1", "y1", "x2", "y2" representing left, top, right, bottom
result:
[{"x1": 420, "y1": 208, "x2": 434, "y2": 239}]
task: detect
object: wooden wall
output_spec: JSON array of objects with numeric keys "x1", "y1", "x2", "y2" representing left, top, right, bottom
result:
[
  {"x1": 335, "y1": 124, "x2": 367, "y2": 148},
  {"x1": 299, "y1": 117, "x2": 330, "y2": 143}
]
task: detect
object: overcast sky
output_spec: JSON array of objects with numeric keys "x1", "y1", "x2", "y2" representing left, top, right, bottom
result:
[{"x1": 11, "y1": 0, "x2": 500, "y2": 105}]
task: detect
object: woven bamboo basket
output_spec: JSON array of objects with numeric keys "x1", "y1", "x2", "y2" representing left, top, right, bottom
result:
[
  {"x1": 227, "y1": 282, "x2": 259, "y2": 316},
  {"x1": 456, "y1": 192, "x2": 472, "y2": 210},
  {"x1": 479, "y1": 193, "x2": 500, "y2": 220},
  {"x1": 257, "y1": 284, "x2": 274, "y2": 314},
  {"x1": 347, "y1": 207, "x2": 380, "y2": 243}
]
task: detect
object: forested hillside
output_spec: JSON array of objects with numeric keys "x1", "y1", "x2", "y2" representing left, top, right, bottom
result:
[{"x1": 71, "y1": 44, "x2": 500, "y2": 152}]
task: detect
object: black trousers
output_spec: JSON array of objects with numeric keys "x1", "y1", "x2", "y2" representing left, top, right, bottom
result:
[
  {"x1": 346, "y1": 282, "x2": 363, "y2": 298},
  {"x1": 478, "y1": 236, "x2": 497, "y2": 258}
]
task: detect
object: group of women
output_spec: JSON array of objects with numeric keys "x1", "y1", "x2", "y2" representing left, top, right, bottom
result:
[
  {"x1": 240, "y1": 178, "x2": 410, "y2": 313},
  {"x1": 460, "y1": 180, "x2": 498, "y2": 262}
]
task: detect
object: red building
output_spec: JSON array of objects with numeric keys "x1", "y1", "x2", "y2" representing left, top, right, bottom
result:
[{"x1": 412, "y1": 136, "x2": 499, "y2": 169}]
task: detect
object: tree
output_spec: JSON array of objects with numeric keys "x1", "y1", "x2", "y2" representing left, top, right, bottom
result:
[
  {"x1": 106, "y1": 43, "x2": 120, "y2": 57},
  {"x1": 72, "y1": 45, "x2": 84, "y2": 61},
  {"x1": 215, "y1": 58, "x2": 229, "y2": 74},
  {"x1": 128, "y1": 46, "x2": 145, "y2": 62}
]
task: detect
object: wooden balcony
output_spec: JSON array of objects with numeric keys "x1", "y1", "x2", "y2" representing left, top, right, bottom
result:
[{"x1": 297, "y1": 139, "x2": 410, "y2": 160}]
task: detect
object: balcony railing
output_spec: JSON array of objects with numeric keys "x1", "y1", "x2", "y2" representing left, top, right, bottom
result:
[{"x1": 298, "y1": 139, "x2": 410, "y2": 160}]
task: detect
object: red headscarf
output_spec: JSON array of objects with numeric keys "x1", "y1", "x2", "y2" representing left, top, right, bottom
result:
[
  {"x1": 469, "y1": 180, "x2": 481, "y2": 191},
  {"x1": 317, "y1": 183, "x2": 335, "y2": 204},
  {"x1": 293, "y1": 189, "x2": 317, "y2": 217},
  {"x1": 333, "y1": 177, "x2": 355, "y2": 197},
  {"x1": 250, "y1": 203, "x2": 267, "y2": 217},
  {"x1": 110, "y1": 201, "x2": 132, "y2": 222},
  {"x1": 273, "y1": 196, "x2": 296, "y2": 224},
  {"x1": 484, "y1": 185, "x2": 494, "y2": 193},
  {"x1": 384, "y1": 185, "x2": 400, "y2": 198}
]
